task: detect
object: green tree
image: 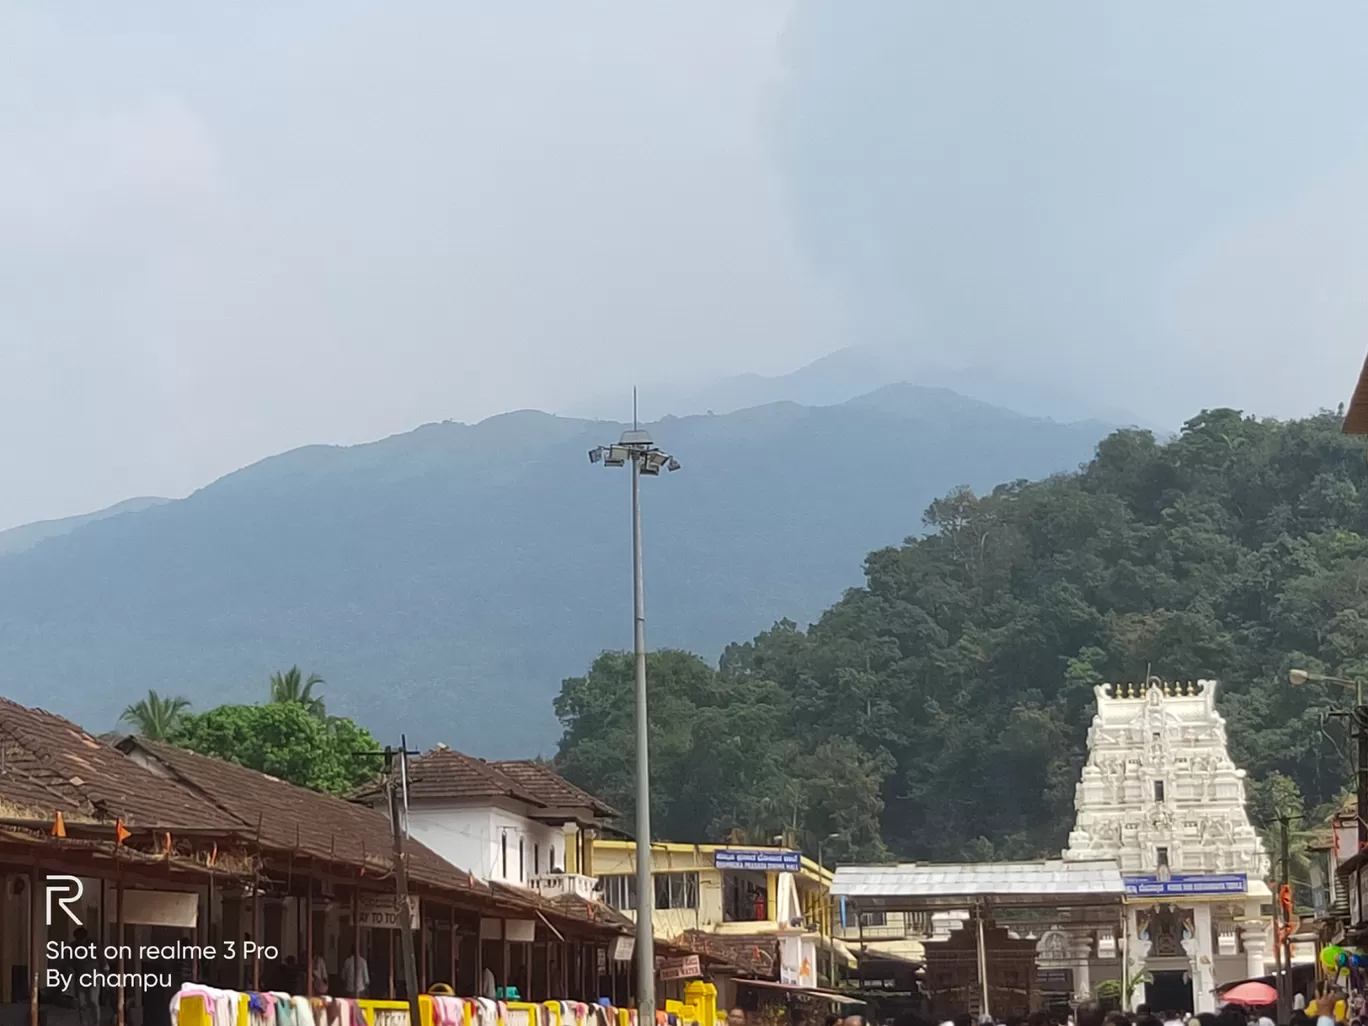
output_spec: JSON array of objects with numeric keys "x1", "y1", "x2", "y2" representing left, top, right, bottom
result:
[
  {"x1": 268, "y1": 666, "x2": 327, "y2": 719},
  {"x1": 176, "y1": 702, "x2": 379, "y2": 794},
  {"x1": 120, "y1": 690, "x2": 192, "y2": 741},
  {"x1": 555, "y1": 409, "x2": 1368, "y2": 861}
]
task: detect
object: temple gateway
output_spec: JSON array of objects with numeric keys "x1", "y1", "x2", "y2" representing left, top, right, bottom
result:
[{"x1": 1062, "y1": 677, "x2": 1271, "y2": 1014}]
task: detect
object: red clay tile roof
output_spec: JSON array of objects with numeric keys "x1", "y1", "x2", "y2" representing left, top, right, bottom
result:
[
  {"x1": 0, "y1": 697, "x2": 238, "y2": 831},
  {"x1": 353, "y1": 746, "x2": 545, "y2": 807},
  {"x1": 490, "y1": 761, "x2": 618, "y2": 819},
  {"x1": 118, "y1": 736, "x2": 482, "y2": 895},
  {"x1": 674, "y1": 929, "x2": 775, "y2": 977},
  {"x1": 123, "y1": 740, "x2": 630, "y2": 935}
]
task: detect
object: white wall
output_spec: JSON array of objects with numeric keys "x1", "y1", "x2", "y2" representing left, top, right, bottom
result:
[{"x1": 405, "y1": 802, "x2": 562, "y2": 886}]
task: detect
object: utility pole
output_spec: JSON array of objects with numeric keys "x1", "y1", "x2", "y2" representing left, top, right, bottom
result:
[
  {"x1": 386, "y1": 745, "x2": 422, "y2": 1026},
  {"x1": 1356, "y1": 704, "x2": 1368, "y2": 853},
  {"x1": 1278, "y1": 815, "x2": 1291, "y2": 1023}
]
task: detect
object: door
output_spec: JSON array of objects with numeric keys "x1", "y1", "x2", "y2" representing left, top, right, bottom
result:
[{"x1": 1148, "y1": 971, "x2": 1194, "y2": 1015}]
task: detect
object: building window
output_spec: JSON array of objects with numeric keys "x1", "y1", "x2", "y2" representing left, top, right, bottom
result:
[
  {"x1": 501, "y1": 834, "x2": 508, "y2": 879},
  {"x1": 1154, "y1": 780, "x2": 1165, "y2": 803},
  {"x1": 654, "y1": 873, "x2": 699, "y2": 910},
  {"x1": 723, "y1": 872, "x2": 769, "y2": 922},
  {"x1": 519, "y1": 838, "x2": 525, "y2": 882},
  {"x1": 859, "y1": 911, "x2": 887, "y2": 927},
  {"x1": 535, "y1": 844, "x2": 541, "y2": 875},
  {"x1": 1157, "y1": 847, "x2": 1169, "y2": 870},
  {"x1": 602, "y1": 874, "x2": 636, "y2": 911},
  {"x1": 549, "y1": 845, "x2": 557, "y2": 871}
]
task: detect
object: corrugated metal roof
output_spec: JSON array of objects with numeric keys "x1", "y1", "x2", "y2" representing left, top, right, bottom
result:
[{"x1": 831, "y1": 859, "x2": 1125, "y2": 904}]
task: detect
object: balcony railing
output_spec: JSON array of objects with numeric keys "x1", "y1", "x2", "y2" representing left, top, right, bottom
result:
[{"x1": 528, "y1": 873, "x2": 600, "y2": 901}]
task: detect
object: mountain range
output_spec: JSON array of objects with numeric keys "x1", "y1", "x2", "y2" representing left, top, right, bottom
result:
[
  {"x1": 0, "y1": 384, "x2": 1114, "y2": 755},
  {"x1": 569, "y1": 346, "x2": 1165, "y2": 431}
]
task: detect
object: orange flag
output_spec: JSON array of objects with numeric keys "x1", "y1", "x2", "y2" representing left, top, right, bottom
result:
[
  {"x1": 114, "y1": 820, "x2": 131, "y2": 846},
  {"x1": 163, "y1": 832, "x2": 172, "y2": 855},
  {"x1": 208, "y1": 843, "x2": 218, "y2": 867},
  {"x1": 51, "y1": 812, "x2": 66, "y2": 838}
]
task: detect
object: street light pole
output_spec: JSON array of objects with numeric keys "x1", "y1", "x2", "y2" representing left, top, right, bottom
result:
[
  {"x1": 629, "y1": 439, "x2": 655, "y2": 1018},
  {"x1": 589, "y1": 409, "x2": 680, "y2": 1022}
]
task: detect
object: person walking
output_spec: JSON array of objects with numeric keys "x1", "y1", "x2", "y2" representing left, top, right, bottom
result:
[{"x1": 342, "y1": 945, "x2": 370, "y2": 998}]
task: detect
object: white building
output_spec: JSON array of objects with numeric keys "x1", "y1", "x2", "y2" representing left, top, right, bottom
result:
[
  {"x1": 354, "y1": 744, "x2": 615, "y2": 899},
  {"x1": 1063, "y1": 678, "x2": 1271, "y2": 1014}
]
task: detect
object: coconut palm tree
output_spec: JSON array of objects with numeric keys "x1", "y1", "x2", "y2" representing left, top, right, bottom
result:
[
  {"x1": 268, "y1": 666, "x2": 326, "y2": 719},
  {"x1": 120, "y1": 690, "x2": 192, "y2": 741}
]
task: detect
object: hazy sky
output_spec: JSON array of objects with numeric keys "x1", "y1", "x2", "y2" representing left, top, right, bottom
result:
[{"x1": 4, "y1": 3, "x2": 1368, "y2": 529}]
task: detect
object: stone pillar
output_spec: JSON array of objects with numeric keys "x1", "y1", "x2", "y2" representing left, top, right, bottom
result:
[
  {"x1": 1127, "y1": 906, "x2": 1151, "y2": 1010},
  {"x1": 1192, "y1": 904, "x2": 1215, "y2": 1014},
  {"x1": 1240, "y1": 911, "x2": 1268, "y2": 986},
  {"x1": 1071, "y1": 937, "x2": 1094, "y2": 1002}
]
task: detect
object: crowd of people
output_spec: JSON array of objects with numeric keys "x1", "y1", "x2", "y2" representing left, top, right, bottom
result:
[
  {"x1": 926, "y1": 996, "x2": 1352, "y2": 1026},
  {"x1": 718, "y1": 996, "x2": 1357, "y2": 1026}
]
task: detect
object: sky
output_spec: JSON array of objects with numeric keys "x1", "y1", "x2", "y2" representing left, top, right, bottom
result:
[{"x1": 4, "y1": 3, "x2": 1368, "y2": 529}]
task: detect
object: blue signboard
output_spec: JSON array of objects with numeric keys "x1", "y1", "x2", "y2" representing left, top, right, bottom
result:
[
  {"x1": 713, "y1": 849, "x2": 802, "y2": 872},
  {"x1": 1123, "y1": 873, "x2": 1247, "y2": 897}
]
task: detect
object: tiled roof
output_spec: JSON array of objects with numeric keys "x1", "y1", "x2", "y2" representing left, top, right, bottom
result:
[
  {"x1": 491, "y1": 761, "x2": 618, "y2": 819},
  {"x1": 0, "y1": 697, "x2": 238, "y2": 831},
  {"x1": 831, "y1": 859, "x2": 1125, "y2": 908},
  {"x1": 353, "y1": 746, "x2": 545, "y2": 807},
  {"x1": 544, "y1": 892, "x2": 634, "y2": 930},
  {"x1": 122, "y1": 740, "x2": 631, "y2": 936},
  {"x1": 118, "y1": 737, "x2": 483, "y2": 895},
  {"x1": 674, "y1": 930, "x2": 775, "y2": 977}
]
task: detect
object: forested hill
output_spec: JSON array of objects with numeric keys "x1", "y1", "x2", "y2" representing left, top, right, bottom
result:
[
  {"x1": 554, "y1": 409, "x2": 1362, "y2": 863},
  {"x1": 0, "y1": 385, "x2": 1107, "y2": 754}
]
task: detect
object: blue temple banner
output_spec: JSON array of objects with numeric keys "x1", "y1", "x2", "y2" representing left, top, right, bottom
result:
[
  {"x1": 713, "y1": 849, "x2": 802, "y2": 872},
  {"x1": 1123, "y1": 873, "x2": 1247, "y2": 897}
]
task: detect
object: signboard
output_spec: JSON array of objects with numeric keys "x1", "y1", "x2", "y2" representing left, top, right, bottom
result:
[
  {"x1": 611, "y1": 936, "x2": 635, "y2": 962},
  {"x1": 713, "y1": 849, "x2": 802, "y2": 873},
  {"x1": 356, "y1": 894, "x2": 419, "y2": 930},
  {"x1": 106, "y1": 890, "x2": 198, "y2": 928},
  {"x1": 1123, "y1": 873, "x2": 1246, "y2": 897},
  {"x1": 659, "y1": 956, "x2": 701, "y2": 981}
]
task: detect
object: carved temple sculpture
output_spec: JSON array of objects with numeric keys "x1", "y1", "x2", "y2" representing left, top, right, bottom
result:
[{"x1": 1061, "y1": 677, "x2": 1272, "y2": 1014}]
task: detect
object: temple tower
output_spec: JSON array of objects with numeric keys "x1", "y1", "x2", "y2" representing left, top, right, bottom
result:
[{"x1": 1063, "y1": 677, "x2": 1271, "y2": 1014}]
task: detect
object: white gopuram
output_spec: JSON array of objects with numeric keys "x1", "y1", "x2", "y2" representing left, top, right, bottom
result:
[{"x1": 1063, "y1": 677, "x2": 1271, "y2": 1014}]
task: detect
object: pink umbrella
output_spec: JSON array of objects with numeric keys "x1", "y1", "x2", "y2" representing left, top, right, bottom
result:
[{"x1": 1222, "y1": 982, "x2": 1278, "y2": 1006}]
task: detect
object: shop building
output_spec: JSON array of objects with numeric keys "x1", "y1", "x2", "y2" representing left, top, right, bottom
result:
[
  {"x1": 590, "y1": 839, "x2": 848, "y2": 1008},
  {"x1": 0, "y1": 694, "x2": 666, "y2": 1026}
]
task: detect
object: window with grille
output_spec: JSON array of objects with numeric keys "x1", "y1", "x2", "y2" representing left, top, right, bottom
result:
[
  {"x1": 602, "y1": 874, "x2": 637, "y2": 911},
  {"x1": 653, "y1": 872, "x2": 699, "y2": 910}
]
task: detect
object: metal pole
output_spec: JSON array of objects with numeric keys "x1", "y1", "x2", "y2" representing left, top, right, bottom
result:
[
  {"x1": 28, "y1": 866, "x2": 38, "y2": 1026},
  {"x1": 1280, "y1": 816, "x2": 1292, "y2": 1022},
  {"x1": 976, "y1": 911, "x2": 990, "y2": 1021},
  {"x1": 631, "y1": 452, "x2": 656, "y2": 1021},
  {"x1": 1357, "y1": 705, "x2": 1368, "y2": 854}
]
